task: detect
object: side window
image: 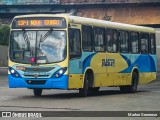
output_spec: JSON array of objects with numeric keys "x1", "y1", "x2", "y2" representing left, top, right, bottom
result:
[
  {"x1": 69, "y1": 28, "x2": 81, "y2": 59},
  {"x1": 94, "y1": 27, "x2": 105, "y2": 52},
  {"x1": 106, "y1": 29, "x2": 118, "y2": 52},
  {"x1": 131, "y1": 32, "x2": 139, "y2": 54},
  {"x1": 140, "y1": 33, "x2": 149, "y2": 54},
  {"x1": 82, "y1": 25, "x2": 92, "y2": 52},
  {"x1": 119, "y1": 31, "x2": 129, "y2": 53},
  {"x1": 150, "y1": 34, "x2": 156, "y2": 54}
]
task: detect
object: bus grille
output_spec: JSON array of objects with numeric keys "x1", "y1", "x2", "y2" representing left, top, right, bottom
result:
[
  {"x1": 24, "y1": 75, "x2": 49, "y2": 77},
  {"x1": 26, "y1": 80, "x2": 46, "y2": 85},
  {"x1": 23, "y1": 67, "x2": 54, "y2": 72}
]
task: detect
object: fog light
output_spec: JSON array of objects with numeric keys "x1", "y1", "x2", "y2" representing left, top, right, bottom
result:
[{"x1": 56, "y1": 74, "x2": 59, "y2": 78}]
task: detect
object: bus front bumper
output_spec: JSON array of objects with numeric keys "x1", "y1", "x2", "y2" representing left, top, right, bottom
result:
[{"x1": 8, "y1": 74, "x2": 68, "y2": 89}]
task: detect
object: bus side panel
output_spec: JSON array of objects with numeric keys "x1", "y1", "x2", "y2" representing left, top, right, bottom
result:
[
  {"x1": 121, "y1": 54, "x2": 157, "y2": 85},
  {"x1": 68, "y1": 59, "x2": 83, "y2": 89},
  {"x1": 68, "y1": 52, "x2": 96, "y2": 89},
  {"x1": 68, "y1": 74, "x2": 83, "y2": 89},
  {"x1": 106, "y1": 53, "x2": 129, "y2": 86},
  {"x1": 139, "y1": 72, "x2": 156, "y2": 85},
  {"x1": 93, "y1": 73, "x2": 130, "y2": 87},
  {"x1": 68, "y1": 52, "x2": 156, "y2": 88},
  {"x1": 90, "y1": 53, "x2": 114, "y2": 87},
  {"x1": 137, "y1": 54, "x2": 156, "y2": 84}
]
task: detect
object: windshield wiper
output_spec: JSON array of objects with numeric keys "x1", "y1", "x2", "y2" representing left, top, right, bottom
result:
[
  {"x1": 39, "y1": 29, "x2": 52, "y2": 48},
  {"x1": 22, "y1": 30, "x2": 30, "y2": 50},
  {"x1": 40, "y1": 29, "x2": 52, "y2": 42}
]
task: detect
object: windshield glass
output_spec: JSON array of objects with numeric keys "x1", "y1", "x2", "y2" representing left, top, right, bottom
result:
[{"x1": 10, "y1": 30, "x2": 66, "y2": 64}]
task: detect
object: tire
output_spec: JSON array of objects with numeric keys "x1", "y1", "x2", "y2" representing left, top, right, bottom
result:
[
  {"x1": 130, "y1": 72, "x2": 138, "y2": 92},
  {"x1": 120, "y1": 86, "x2": 130, "y2": 93},
  {"x1": 88, "y1": 87, "x2": 100, "y2": 93},
  {"x1": 79, "y1": 74, "x2": 89, "y2": 97},
  {"x1": 33, "y1": 89, "x2": 42, "y2": 96},
  {"x1": 120, "y1": 72, "x2": 138, "y2": 93}
]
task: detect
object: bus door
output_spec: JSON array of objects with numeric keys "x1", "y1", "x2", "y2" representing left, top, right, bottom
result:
[
  {"x1": 68, "y1": 24, "x2": 83, "y2": 89},
  {"x1": 106, "y1": 29, "x2": 128, "y2": 86},
  {"x1": 91, "y1": 27, "x2": 106, "y2": 87}
]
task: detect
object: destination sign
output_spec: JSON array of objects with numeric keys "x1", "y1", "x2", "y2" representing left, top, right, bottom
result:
[{"x1": 12, "y1": 17, "x2": 66, "y2": 29}]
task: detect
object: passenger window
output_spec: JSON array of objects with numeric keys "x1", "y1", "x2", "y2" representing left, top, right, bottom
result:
[
  {"x1": 119, "y1": 31, "x2": 129, "y2": 53},
  {"x1": 82, "y1": 26, "x2": 92, "y2": 52},
  {"x1": 106, "y1": 29, "x2": 118, "y2": 52},
  {"x1": 94, "y1": 27, "x2": 105, "y2": 52},
  {"x1": 150, "y1": 34, "x2": 156, "y2": 54},
  {"x1": 69, "y1": 28, "x2": 81, "y2": 59},
  {"x1": 140, "y1": 33, "x2": 149, "y2": 54},
  {"x1": 131, "y1": 32, "x2": 139, "y2": 53}
]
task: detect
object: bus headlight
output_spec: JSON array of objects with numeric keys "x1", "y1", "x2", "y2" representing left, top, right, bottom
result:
[
  {"x1": 11, "y1": 69, "x2": 15, "y2": 74},
  {"x1": 9, "y1": 67, "x2": 22, "y2": 78},
  {"x1": 52, "y1": 67, "x2": 67, "y2": 78}
]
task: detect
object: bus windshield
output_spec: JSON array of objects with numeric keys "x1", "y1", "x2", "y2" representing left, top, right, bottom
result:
[{"x1": 10, "y1": 30, "x2": 66, "y2": 64}]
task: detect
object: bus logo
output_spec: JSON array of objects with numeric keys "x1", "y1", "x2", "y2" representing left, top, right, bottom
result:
[
  {"x1": 34, "y1": 74, "x2": 38, "y2": 78},
  {"x1": 102, "y1": 59, "x2": 115, "y2": 67},
  {"x1": 34, "y1": 68, "x2": 38, "y2": 71}
]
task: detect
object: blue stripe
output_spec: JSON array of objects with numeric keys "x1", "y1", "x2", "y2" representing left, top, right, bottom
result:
[
  {"x1": 120, "y1": 54, "x2": 131, "y2": 67},
  {"x1": 121, "y1": 54, "x2": 156, "y2": 73},
  {"x1": 82, "y1": 53, "x2": 97, "y2": 73}
]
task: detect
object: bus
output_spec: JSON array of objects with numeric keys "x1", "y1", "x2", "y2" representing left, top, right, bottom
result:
[{"x1": 8, "y1": 14, "x2": 157, "y2": 97}]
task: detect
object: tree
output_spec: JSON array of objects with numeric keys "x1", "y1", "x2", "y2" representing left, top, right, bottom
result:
[{"x1": 0, "y1": 25, "x2": 10, "y2": 46}]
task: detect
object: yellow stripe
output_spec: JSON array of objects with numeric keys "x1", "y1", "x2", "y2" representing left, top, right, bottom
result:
[{"x1": 68, "y1": 74, "x2": 84, "y2": 89}]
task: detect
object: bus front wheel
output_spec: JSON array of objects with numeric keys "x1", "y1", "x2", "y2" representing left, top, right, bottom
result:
[
  {"x1": 120, "y1": 72, "x2": 138, "y2": 93},
  {"x1": 79, "y1": 74, "x2": 89, "y2": 97},
  {"x1": 33, "y1": 89, "x2": 42, "y2": 96}
]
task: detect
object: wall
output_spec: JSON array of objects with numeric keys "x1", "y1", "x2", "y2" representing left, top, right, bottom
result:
[
  {"x1": 76, "y1": 6, "x2": 160, "y2": 25},
  {"x1": 61, "y1": 0, "x2": 160, "y2": 4}
]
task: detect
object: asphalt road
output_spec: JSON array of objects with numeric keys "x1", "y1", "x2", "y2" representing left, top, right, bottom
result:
[{"x1": 0, "y1": 68, "x2": 159, "y2": 120}]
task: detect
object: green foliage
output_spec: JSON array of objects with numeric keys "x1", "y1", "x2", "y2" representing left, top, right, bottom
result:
[{"x1": 0, "y1": 25, "x2": 10, "y2": 46}]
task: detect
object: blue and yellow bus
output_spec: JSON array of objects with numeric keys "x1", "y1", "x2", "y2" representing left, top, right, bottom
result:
[{"x1": 8, "y1": 14, "x2": 157, "y2": 97}]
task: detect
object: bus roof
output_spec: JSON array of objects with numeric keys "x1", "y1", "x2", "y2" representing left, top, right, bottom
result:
[{"x1": 13, "y1": 14, "x2": 155, "y2": 33}]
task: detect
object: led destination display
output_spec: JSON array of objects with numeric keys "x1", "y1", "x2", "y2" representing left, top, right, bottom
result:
[{"x1": 12, "y1": 17, "x2": 66, "y2": 28}]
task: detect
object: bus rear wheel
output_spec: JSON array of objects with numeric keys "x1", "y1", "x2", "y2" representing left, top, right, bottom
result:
[
  {"x1": 120, "y1": 72, "x2": 138, "y2": 93},
  {"x1": 79, "y1": 74, "x2": 89, "y2": 97},
  {"x1": 88, "y1": 87, "x2": 100, "y2": 93},
  {"x1": 33, "y1": 89, "x2": 42, "y2": 96}
]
